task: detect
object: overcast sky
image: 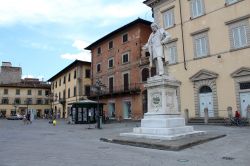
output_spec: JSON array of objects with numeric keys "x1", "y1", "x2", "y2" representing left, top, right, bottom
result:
[{"x1": 0, "y1": 0, "x2": 153, "y2": 81}]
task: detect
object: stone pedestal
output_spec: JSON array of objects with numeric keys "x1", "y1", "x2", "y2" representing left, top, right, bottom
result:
[{"x1": 120, "y1": 75, "x2": 205, "y2": 140}]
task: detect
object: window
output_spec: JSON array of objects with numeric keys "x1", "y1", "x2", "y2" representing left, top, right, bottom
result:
[
  {"x1": 166, "y1": 43, "x2": 177, "y2": 64},
  {"x1": 141, "y1": 68, "x2": 150, "y2": 82},
  {"x1": 4, "y1": 89, "x2": 8, "y2": 95},
  {"x1": 193, "y1": 32, "x2": 209, "y2": 58},
  {"x1": 122, "y1": 33, "x2": 128, "y2": 43},
  {"x1": 108, "y1": 58, "x2": 114, "y2": 68},
  {"x1": 85, "y1": 86, "x2": 91, "y2": 96},
  {"x1": 240, "y1": 82, "x2": 250, "y2": 90},
  {"x1": 59, "y1": 92, "x2": 61, "y2": 99},
  {"x1": 2, "y1": 98, "x2": 9, "y2": 104},
  {"x1": 163, "y1": 8, "x2": 174, "y2": 29},
  {"x1": 85, "y1": 69, "x2": 91, "y2": 78},
  {"x1": 38, "y1": 90, "x2": 42, "y2": 96},
  {"x1": 14, "y1": 98, "x2": 20, "y2": 104},
  {"x1": 45, "y1": 90, "x2": 49, "y2": 96},
  {"x1": 74, "y1": 70, "x2": 76, "y2": 79},
  {"x1": 44, "y1": 99, "x2": 49, "y2": 105},
  {"x1": 63, "y1": 90, "x2": 66, "y2": 99},
  {"x1": 122, "y1": 53, "x2": 129, "y2": 64},
  {"x1": 123, "y1": 72, "x2": 129, "y2": 91},
  {"x1": 109, "y1": 41, "x2": 113, "y2": 49},
  {"x1": 37, "y1": 99, "x2": 43, "y2": 104},
  {"x1": 97, "y1": 63, "x2": 101, "y2": 72},
  {"x1": 108, "y1": 76, "x2": 114, "y2": 93},
  {"x1": 97, "y1": 47, "x2": 101, "y2": 54},
  {"x1": 59, "y1": 79, "x2": 61, "y2": 86},
  {"x1": 68, "y1": 73, "x2": 71, "y2": 82},
  {"x1": 191, "y1": 0, "x2": 205, "y2": 18},
  {"x1": 16, "y1": 89, "x2": 20, "y2": 95},
  {"x1": 68, "y1": 88, "x2": 70, "y2": 98},
  {"x1": 27, "y1": 89, "x2": 32, "y2": 95},
  {"x1": 74, "y1": 86, "x2": 76, "y2": 97},
  {"x1": 229, "y1": 20, "x2": 250, "y2": 49},
  {"x1": 225, "y1": 0, "x2": 238, "y2": 5},
  {"x1": 55, "y1": 81, "x2": 57, "y2": 88},
  {"x1": 63, "y1": 76, "x2": 66, "y2": 84},
  {"x1": 26, "y1": 98, "x2": 32, "y2": 104}
]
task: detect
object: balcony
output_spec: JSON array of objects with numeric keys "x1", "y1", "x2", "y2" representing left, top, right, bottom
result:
[{"x1": 90, "y1": 83, "x2": 142, "y2": 98}]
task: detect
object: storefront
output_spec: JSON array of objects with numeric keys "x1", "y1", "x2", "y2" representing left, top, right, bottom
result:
[{"x1": 70, "y1": 100, "x2": 104, "y2": 124}]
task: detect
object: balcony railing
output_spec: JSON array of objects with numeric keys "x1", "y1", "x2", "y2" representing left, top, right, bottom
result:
[{"x1": 90, "y1": 83, "x2": 142, "y2": 98}]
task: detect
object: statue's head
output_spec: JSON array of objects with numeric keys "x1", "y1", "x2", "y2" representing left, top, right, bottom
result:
[{"x1": 151, "y1": 23, "x2": 159, "y2": 32}]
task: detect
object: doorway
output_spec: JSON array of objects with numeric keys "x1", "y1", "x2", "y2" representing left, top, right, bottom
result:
[
  {"x1": 123, "y1": 101, "x2": 131, "y2": 119},
  {"x1": 240, "y1": 92, "x2": 250, "y2": 117},
  {"x1": 199, "y1": 86, "x2": 214, "y2": 117},
  {"x1": 108, "y1": 103, "x2": 116, "y2": 119}
]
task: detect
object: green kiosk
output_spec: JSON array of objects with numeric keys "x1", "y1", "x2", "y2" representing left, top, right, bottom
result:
[{"x1": 69, "y1": 100, "x2": 104, "y2": 126}]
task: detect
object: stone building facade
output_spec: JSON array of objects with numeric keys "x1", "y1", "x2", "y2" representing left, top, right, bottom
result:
[
  {"x1": 85, "y1": 18, "x2": 152, "y2": 120},
  {"x1": 48, "y1": 60, "x2": 91, "y2": 118},
  {"x1": 144, "y1": 0, "x2": 250, "y2": 118},
  {"x1": 0, "y1": 62, "x2": 22, "y2": 84},
  {"x1": 0, "y1": 78, "x2": 51, "y2": 118}
]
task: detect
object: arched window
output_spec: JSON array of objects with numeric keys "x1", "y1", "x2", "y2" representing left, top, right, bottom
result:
[
  {"x1": 199, "y1": 86, "x2": 212, "y2": 93},
  {"x1": 142, "y1": 68, "x2": 149, "y2": 82}
]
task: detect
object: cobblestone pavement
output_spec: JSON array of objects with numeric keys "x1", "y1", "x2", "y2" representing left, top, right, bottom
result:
[{"x1": 0, "y1": 119, "x2": 249, "y2": 166}]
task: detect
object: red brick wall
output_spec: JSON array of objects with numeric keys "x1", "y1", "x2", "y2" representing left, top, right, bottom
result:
[{"x1": 91, "y1": 22, "x2": 151, "y2": 120}]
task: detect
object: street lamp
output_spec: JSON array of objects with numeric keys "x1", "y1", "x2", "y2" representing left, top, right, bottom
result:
[
  {"x1": 91, "y1": 79, "x2": 106, "y2": 129},
  {"x1": 25, "y1": 98, "x2": 31, "y2": 115},
  {"x1": 46, "y1": 92, "x2": 56, "y2": 121}
]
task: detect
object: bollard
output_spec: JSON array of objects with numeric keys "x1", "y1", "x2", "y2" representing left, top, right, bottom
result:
[
  {"x1": 227, "y1": 106, "x2": 233, "y2": 118},
  {"x1": 204, "y1": 108, "x2": 208, "y2": 124},
  {"x1": 184, "y1": 109, "x2": 189, "y2": 125}
]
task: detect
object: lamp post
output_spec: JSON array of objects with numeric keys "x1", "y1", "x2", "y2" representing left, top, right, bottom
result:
[
  {"x1": 91, "y1": 79, "x2": 105, "y2": 129},
  {"x1": 46, "y1": 92, "x2": 55, "y2": 121},
  {"x1": 26, "y1": 99, "x2": 30, "y2": 114}
]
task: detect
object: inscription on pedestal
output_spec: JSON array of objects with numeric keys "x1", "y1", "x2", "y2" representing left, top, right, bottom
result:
[{"x1": 151, "y1": 92, "x2": 162, "y2": 112}]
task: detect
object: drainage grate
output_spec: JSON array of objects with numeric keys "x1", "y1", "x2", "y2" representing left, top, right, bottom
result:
[{"x1": 222, "y1": 156, "x2": 235, "y2": 160}]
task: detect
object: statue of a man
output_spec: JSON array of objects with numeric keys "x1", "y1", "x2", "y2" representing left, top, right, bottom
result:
[{"x1": 143, "y1": 23, "x2": 171, "y2": 76}]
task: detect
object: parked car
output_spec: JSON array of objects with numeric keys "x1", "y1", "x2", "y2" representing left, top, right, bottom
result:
[{"x1": 6, "y1": 114, "x2": 23, "y2": 120}]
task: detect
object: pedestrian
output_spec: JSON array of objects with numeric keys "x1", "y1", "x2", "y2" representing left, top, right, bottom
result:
[
  {"x1": 26, "y1": 112, "x2": 31, "y2": 124},
  {"x1": 234, "y1": 110, "x2": 241, "y2": 125}
]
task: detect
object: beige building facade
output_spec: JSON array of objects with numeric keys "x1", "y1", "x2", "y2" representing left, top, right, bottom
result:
[
  {"x1": 0, "y1": 78, "x2": 51, "y2": 118},
  {"x1": 144, "y1": 0, "x2": 250, "y2": 118},
  {"x1": 48, "y1": 60, "x2": 91, "y2": 118}
]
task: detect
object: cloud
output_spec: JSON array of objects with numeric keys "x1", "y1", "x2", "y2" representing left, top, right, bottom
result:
[
  {"x1": 61, "y1": 52, "x2": 91, "y2": 62},
  {"x1": 72, "y1": 40, "x2": 88, "y2": 50},
  {"x1": 0, "y1": 0, "x2": 150, "y2": 26},
  {"x1": 60, "y1": 39, "x2": 91, "y2": 62}
]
